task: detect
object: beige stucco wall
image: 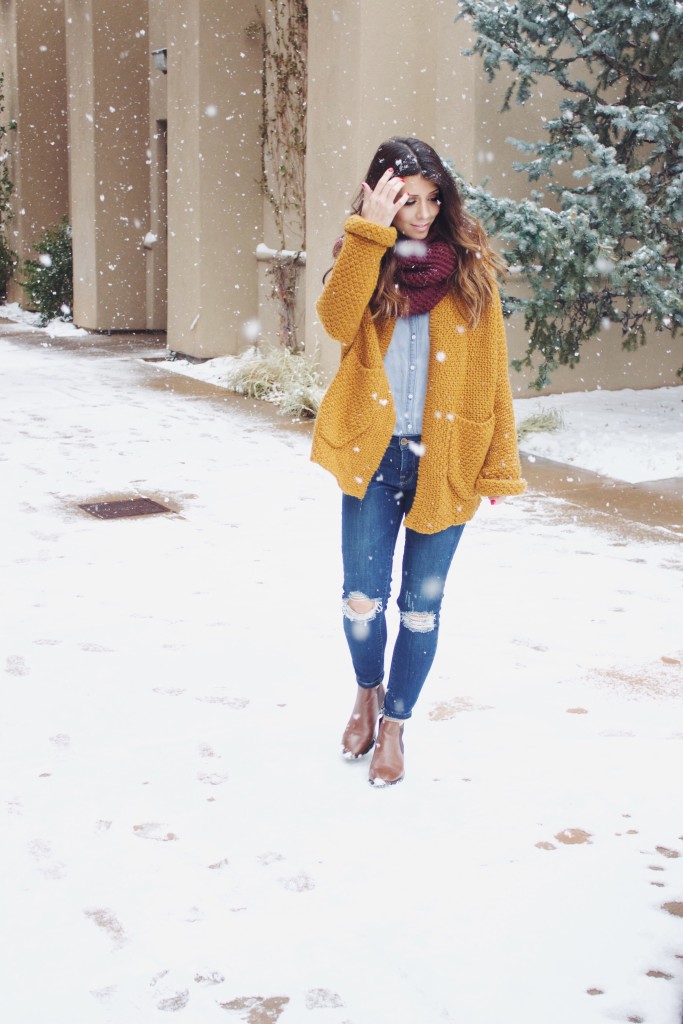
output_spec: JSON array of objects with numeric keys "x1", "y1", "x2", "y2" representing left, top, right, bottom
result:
[
  {"x1": 305, "y1": 0, "x2": 513, "y2": 377},
  {"x1": 305, "y1": 2, "x2": 487, "y2": 379},
  {"x1": 0, "y1": 0, "x2": 68, "y2": 305}
]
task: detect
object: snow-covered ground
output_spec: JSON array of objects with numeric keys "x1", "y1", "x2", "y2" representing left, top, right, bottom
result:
[
  {"x1": 514, "y1": 386, "x2": 683, "y2": 485},
  {"x1": 1, "y1": 319, "x2": 682, "y2": 1024}
]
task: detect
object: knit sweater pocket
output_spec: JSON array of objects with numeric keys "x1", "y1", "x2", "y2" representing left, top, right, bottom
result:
[
  {"x1": 406, "y1": 412, "x2": 496, "y2": 532},
  {"x1": 311, "y1": 350, "x2": 395, "y2": 497},
  {"x1": 315, "y1": 351, "x2": 391, "y2": 449},
  {"x1": 447, "y1": 412, "x2": 495, "y2": 499}
]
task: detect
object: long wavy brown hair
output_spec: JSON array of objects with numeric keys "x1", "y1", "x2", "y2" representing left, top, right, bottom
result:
[{"x1": 348, "y1": 137, "x2": 505, "y2": 326}]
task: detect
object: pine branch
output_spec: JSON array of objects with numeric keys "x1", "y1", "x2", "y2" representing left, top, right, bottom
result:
[{"x1": 455, "y1": 0, "x2": 683, "y2": 386}]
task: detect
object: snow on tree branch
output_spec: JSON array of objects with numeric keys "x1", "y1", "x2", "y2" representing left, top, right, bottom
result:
[{"x1": 456, "y1": 0, "x2": 683, "y2": 388}]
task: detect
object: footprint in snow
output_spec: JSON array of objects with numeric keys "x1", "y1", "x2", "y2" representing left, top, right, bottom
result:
[
  {"x1": 49, "y1": 733, "x2": 71, "y2": 748},
  {"x1": 589, "y1": 991, "x2": 642, "y2": 1021},
  {"x1": 535, "y1": 828, "x2": 593, "y2": 851},
  {"x1": 655, "y1": 845, "x2": 681, "y2": 858},
  {"x1": 83, "y1": 907, "x2": 128, "y2": 949},
  {"x1": 197, "y1": 771, "x2": 228, "y2": 786},
  {"x1": 257, "y1": 852, "x2": 285, "y2": 866},
  {"x1": 278, "y1": 873, "x2": 315, "y2": 893},
  {"x1": 150, "y1": 970, "x2": 191, "y2": 1012},
  {"x1": 89, "y1": 986, "x2": 116, "y2": 1003},
  {"x1": 305, "y1": 988, "x2": 344, "y2": 1009},
  {"x1": 133, "y1": 823, "x2": 179, "y2": 841},
  {"x1": 194, "y1": 971, "x2": 226, "y2": 986},
  {"x1": 157, "y1": 990, "x2": 190, "y2": 1012},
  {"x1": 198, "y1": 743, "x2": 219, "y2": 759},
  {"x1": 428, "y1": 696, "x2": 493, "y2": 720},
  {"x1": 5, "y1": 655, "x2": 29, "y2": 676},
  {"x1": 195, "y1": 694, "x2": 249, "y2": 709},
  {"x1": 28, "y1": 838, "x2": 66, "y2": 879},
  {"x1": 219, "y1": 995, "x2": 290, "y2": 1023}
]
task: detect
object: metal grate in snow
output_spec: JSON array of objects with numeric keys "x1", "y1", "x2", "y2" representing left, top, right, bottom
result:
[{"x1": 78, "y1": 497, "x2": 171, "y2": 519}]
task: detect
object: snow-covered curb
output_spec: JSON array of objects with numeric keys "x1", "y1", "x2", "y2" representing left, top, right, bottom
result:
[
  {"x1": 156, "y1": 348, "x2": 262, "y2": 391},
  {"x1": 0, "y1": 301, "x2": 89, "y2": 338},
  {"x1": 154, "y1": 347, "x2": 325, "y2": 419}
]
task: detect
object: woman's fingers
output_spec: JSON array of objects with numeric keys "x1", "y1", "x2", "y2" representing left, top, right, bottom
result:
[
  {"x1": 374, "y1": 169, "x2": 406, "y2": 202},
  {"x1": 360, "y1": 170, "x2": 410, "y2": 227}
]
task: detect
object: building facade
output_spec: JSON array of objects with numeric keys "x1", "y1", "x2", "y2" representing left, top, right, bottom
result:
[{"x1": 0, "y1": 0, "x2": 680, "y2": 394}]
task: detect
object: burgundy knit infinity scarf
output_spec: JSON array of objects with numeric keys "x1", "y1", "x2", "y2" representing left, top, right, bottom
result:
[
  {"x1": 393, "y1": 235, "x2": 457, "y2": 315},
  {"x1": 331, "y1": 230, "x2": 457, "y2": 316}
]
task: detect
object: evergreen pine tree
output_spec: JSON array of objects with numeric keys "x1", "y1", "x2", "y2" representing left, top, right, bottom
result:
[{"x1": 456, "y1": 0, "x2": 683, "y2": 388}]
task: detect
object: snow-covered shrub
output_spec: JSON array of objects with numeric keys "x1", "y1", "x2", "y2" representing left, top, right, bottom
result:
[
  {"x1": 222, "y1": 346, "x2": 324, "y2": 419},
  {"x1": 516, "y1": 408, "x2": 564, "y2": 441},
  {"x1": 21, "y1": 218, "x2": 73, "y2": 326}
]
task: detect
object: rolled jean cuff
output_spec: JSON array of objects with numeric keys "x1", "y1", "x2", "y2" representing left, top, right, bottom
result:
[
  {"x1": 381, "y1": 710, "x2": 409, "y2": 722},
  {"x1": 357, "y1": 674, "x2": 384, "y2": 690}
]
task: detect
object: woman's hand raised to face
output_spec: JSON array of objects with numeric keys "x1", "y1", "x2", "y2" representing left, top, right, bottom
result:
[{"x1": 360, "y1": 168, "x2": 410, "y2": 228}]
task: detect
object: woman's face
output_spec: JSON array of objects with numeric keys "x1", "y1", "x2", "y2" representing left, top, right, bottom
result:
[{"x1": 392, "y1": 174, "x2": 441, "y2": 240}]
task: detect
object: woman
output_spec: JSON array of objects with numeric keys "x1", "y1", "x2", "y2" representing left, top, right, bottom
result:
[{"x1": 311, "y1": 137, "x2": 525, "y2": 786}]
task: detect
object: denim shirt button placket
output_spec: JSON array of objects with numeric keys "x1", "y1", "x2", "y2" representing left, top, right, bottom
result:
[{"x1": 407, "y1": 318, "x2": 418, "y2": 436}]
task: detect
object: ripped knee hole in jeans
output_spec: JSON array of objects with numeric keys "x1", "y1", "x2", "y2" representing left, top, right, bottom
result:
[
  {"x1": 343, "y1": 594, "x2": 436, "y2": 634},
  {"x1": 342, "y1": 592, "x2": 383, "y2": 622}
]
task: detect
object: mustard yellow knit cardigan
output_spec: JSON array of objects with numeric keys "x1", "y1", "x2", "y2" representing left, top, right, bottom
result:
[{"x1": 311, "y1": 215, "x2": 526, "y2": 533}]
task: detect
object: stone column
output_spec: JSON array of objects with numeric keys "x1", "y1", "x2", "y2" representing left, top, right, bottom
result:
[
  {"x1": 147, "y1": 0, "x2": 169, "y2": 330},
  {"x1": 165, "y1": 0, "x2": 264, "y2": 358},
  {"x1": 64, "y1": 0, "x2": 150, "y2": 330}
]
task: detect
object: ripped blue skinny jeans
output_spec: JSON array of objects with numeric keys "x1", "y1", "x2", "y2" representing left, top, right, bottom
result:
[{"x1": 341, "y1": 436, "x2": 465, "y2": 721}]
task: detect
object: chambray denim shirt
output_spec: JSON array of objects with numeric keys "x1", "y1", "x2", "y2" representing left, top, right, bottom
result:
[{"x1": 383, "y1": 313, "x2": 430, "y2": 436}]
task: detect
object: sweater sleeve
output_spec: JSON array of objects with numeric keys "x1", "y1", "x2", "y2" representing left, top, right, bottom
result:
[
  {"x1": 316, "y1": 215, "x2": 397, "y2": 348},
  {"x1": 475, "y1": 291, "x2": 527, "y2": 497}
]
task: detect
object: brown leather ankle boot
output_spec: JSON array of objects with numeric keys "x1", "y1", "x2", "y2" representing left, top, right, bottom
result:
[
  {"x1": 341, "y1": 683, "x2": 385, "y2": 759},
  {"x1": 368, "y1": 717, "x2": 405, "y2": 786}
]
